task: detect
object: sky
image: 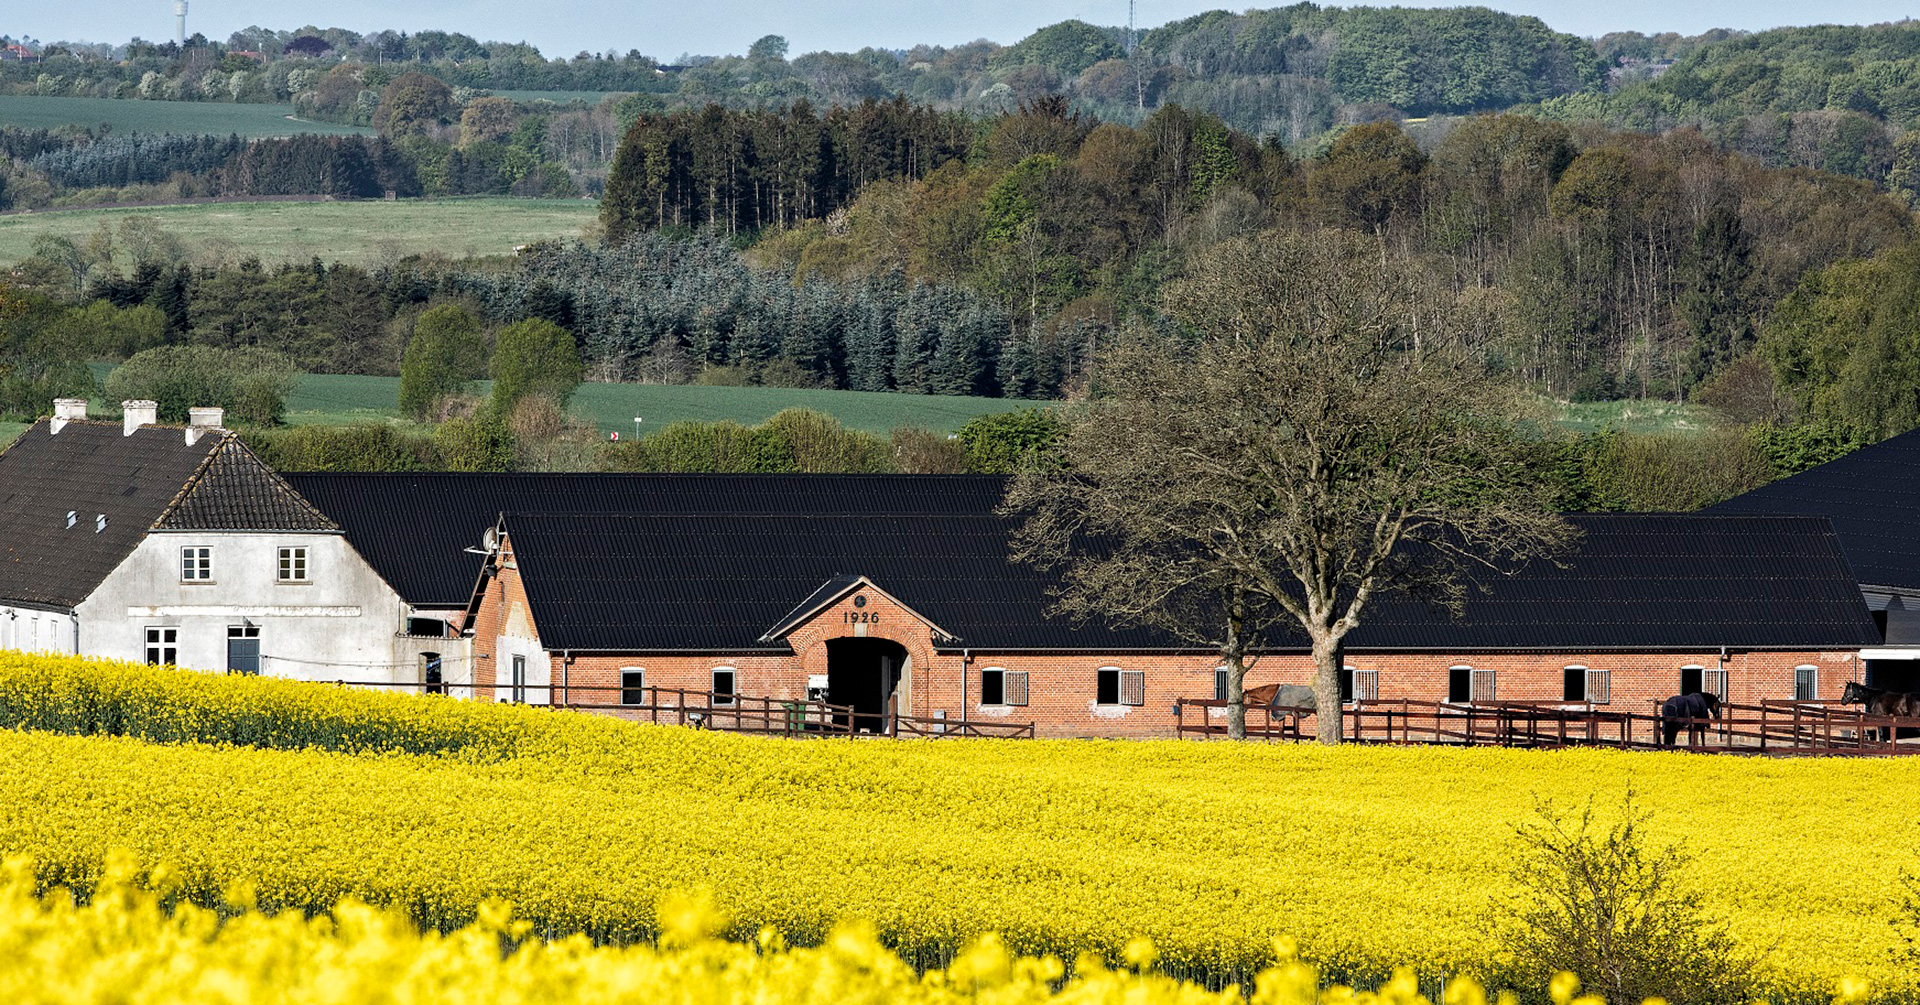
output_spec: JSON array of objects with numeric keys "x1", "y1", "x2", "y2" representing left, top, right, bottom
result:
[{"x1": 13, "y1": 0, "x2": 1920, "y2": 59}]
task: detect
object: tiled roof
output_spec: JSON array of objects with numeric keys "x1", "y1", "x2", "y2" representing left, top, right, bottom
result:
[
  {"x1": 156, "y1": 438, "x2": 338, "y2": 532},
  {"x1": 0, "y1": 420, "x2": 220, "y2": 609},
  {"x1": 1707, "y1": 428, "x2": 1920, "y2": 594},
  {"x1": 497, "y1": 505, "x2": 1879, "y2": 654}
]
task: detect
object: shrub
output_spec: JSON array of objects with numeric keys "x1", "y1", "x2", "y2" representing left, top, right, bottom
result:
[{"x1": 103, "y1": 345, "x2": 297, "y2": 425}]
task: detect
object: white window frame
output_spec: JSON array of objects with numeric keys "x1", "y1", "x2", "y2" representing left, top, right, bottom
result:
[
  {"x1": 980, "y1": 666, "x2": 1008, "y2": 706},
  {"x1": 1448, "y1": 665, "x2": 1475, "y2": 703},
  {"x1": 181, "y1": 546, "x2": 213, "y2": 582},
  {"x1": 277, "y1": 546, "x2": 309, "y2": 583},
  {"x1": 1119, "y1": 669, "x2": 1146, "y2": 706},
  {"x1": 1214, "y1": 666, "x2": 1230, "y2": 702},
  {"x1": 1096, "y1": 666, "x2": 1124, "y2": 706},
  {"x1": 1794, "y1": 664, "x2": 1818, "y2": 702},
  {"x1": 1470, "y1": 668, "x2": 1497, "y2": 703},
  {"x1": 620, "y1": 667, "x2": 646, "y2": 706},
  {"x1": 144, "y1": 626, "x2": 178, "y2": 666},
  {"x1": 1352, "y1": 668, "x2": 1380, "y2": 702},
  {"x1": 511, "y1": 655, "x2": 527, "y2": 703},
  {"x1": 711, "y1": 666, "x2": 737, "y2": 706},
  {"x1": 1703, "y1": 668, "x2": 1728, "y2": 702}
]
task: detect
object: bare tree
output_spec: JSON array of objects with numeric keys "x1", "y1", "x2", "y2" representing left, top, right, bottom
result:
[{"x1": 1007, "y1": 229, "x2": 1571, "y2": 742}]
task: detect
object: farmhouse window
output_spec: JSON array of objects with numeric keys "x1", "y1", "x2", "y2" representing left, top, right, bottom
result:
[
  {"x1": 712, "y1": 667, "x2": 736, "y2": 706},
  {"x1": 181, "y1": 546, "x2": 212, "y2": 582},
  {"x1": 1214, "y1": 667, "x2": 1229, "y2": 702},
  {"x1": 620, "y1": 668, "x2": 646, "y2": 705},
  {"x1": 226, "y1": 624, "x2": 260, "y2": 675},
  {"x1": 277, "y1": 547, "x2": 308, "y2": 582},
  {"x1": 1470, "y1": 668, "x2": 1497, "y2": 703},
  {"x1": 1794, "y1": 665, "x2": 1818, "y2": 702},
  {"x1": 510, "y1": 655, "x2": 527, "y2": 703},
  {"x1": 1119, "y1": 670, "x2": 1145, "y2": 706},
  {"x1": 1352, "y1": 669, "x2": 1380, "y2": 702},
  {"x1": 980, "y1": 667, "x2": 1006, "y2": 705},
  {"x1": 1703, "y1": 668, "x2": 1728, "y2": 701},
  {"x1": 144, "y1": 627, "x2": 177, "y2": 666}
]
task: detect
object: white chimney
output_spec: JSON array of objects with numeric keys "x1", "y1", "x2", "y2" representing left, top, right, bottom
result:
[
  {"x1": 122, "y1": 400, "x2": 158, "y2": 437},
  {"x1": 186, "y1": 406, "x2": 225, "y2": 445},
  {"x1": 50, "y1": 398, "x2": 87, "y2": 435}
]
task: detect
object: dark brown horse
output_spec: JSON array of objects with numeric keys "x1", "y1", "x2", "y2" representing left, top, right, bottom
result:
[
  {"x1": 1660, "y1": 692, "x2": 1721, "y2": 747},
  {"x1": 1841, "y1": 681, "x2": 1920, "y2": 741},
  {"x1": 1243, "y1": 683, "x2": 1318, "y2": 712}
]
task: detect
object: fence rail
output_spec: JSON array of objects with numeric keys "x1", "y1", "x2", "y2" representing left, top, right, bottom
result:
[
  {"x1": 1173, "y1": 697, "x2": 1920, "y2": 756},
  {"x1": 312, "y1": 679, "x2": 1035, "y2": 739}
]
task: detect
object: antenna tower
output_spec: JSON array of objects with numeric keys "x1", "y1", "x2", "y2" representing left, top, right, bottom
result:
[
  {"x1": 173, "y1": 1, "x2": 188, "y2": 46},
  {"x1": 1127, "y1": 0, "x2": 1137, "y2": 55}
]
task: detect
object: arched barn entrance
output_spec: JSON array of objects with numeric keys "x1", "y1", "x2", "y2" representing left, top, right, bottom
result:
[{"x1": 826, "y1": 637, "x2": 907, "y2": 733}]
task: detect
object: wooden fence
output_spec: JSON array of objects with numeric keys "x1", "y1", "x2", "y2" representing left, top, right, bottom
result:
[
  {"x1": 1174, "y1": 697, "x2": 1920, "y2": 755},
  {"x1": 318, "y1": 679, "x2": 1034, "y2": 739}
]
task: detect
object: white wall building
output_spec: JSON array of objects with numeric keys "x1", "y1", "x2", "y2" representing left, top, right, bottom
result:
[{"x1": 0, "y1": 401, "x2": 459, "y2": 689}]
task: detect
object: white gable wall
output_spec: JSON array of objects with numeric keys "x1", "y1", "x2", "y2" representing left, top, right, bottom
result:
[{"x1": 73, "y1": 530, "x2": 461, "y2": 688}]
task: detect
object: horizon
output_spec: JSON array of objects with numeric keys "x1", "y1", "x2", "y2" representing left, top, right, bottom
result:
[{"x1": 10, "y1": 0, "x2": 1920, "y2": 64}]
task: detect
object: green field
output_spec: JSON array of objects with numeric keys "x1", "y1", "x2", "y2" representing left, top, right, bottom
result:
[
  {"x1": 285, "y1": 373, "x2": 1036, "y2": 434},
  {"x1": 0, "y1": 198, "x2": 601, "y2": 266},
  {"x1": 0, "y1": 421, "x2": 26, "y2": 448},
  {"x1": 1546, "y1": 398, "x2": 1721, "y2": 435},
  {"x1": 0, "y1": 95, "x2": 372, "y2": 137},
  {"x1": 492, "y1": 89, "x2": 627, "y2": 104}
]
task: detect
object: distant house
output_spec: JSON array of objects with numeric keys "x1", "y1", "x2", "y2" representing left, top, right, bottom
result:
[
  {"x1": 0, "y1": 400, "x2": 445, "y2": 686},
  {"x1": 1710, "y1": 428, "x2": 1920, "y2": 690},
  {"x1": 0, "y1": 45, "x2": 39, "y2": 63}
]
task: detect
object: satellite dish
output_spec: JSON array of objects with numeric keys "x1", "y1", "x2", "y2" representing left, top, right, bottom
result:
[{"x1": 482, "y1": 527, "x2": 499, "y2": 553}]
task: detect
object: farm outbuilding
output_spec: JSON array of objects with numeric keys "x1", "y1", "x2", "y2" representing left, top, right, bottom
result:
[{"x1": 288, "y1": 473, "x2": 1879, "y2": 738}]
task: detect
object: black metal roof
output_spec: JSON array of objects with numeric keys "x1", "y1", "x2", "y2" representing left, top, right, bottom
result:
[
  {"x1": 1707, "y1": 427, "x2": 1920, "y2": 594},
  {"x1": 284, "y1": 473, "x2": 1012, "y2": 607},
  {"x1": 0, "y1": 419, "x2": 220, "y2": 610},
  {"x1": 494, "y1": 503, "x2": 1878, "y2": 654}
]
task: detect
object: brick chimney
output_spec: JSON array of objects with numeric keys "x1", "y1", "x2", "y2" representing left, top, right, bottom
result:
[
  {"x1": 186, "y1": 406, "x2": 225, "y2": 446},
  {"x1": 122, "y1": 400, "x2": 158, "y2": 437},
  {"x1": 50, "y1": 398, "x2": 87, "y2": 435}
]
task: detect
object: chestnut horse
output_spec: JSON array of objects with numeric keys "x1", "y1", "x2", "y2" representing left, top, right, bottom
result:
[{"x1": 1841, "y1": 681, "x2": 1920, "y2": 742}]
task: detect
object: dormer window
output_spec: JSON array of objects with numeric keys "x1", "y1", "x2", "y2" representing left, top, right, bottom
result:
[
  {"x1": 94, "y1": 514, "x2": 106, "y2": 533},
  {"x1": 65, "y1": 511, "x2": 76, "y2": 529}
]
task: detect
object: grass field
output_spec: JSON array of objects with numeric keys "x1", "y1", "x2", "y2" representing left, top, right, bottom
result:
[
  {"x1": 0, "y1": 198, "x2": 601, "y2": 267},
  {"x1": 1546, "y1": 398, "x2": 1720, "y2": 435},
  {"x1": 0, "y1": 422, "x2": 25, "y2": 448},
  {"x1": 0, "y1": 95, "x2": 372, "y2": 137},
  {"x1": 492, "y1": 89, "x2": 628, "y2": 104},
  {"x1": 284, "y1": 372, "x2": 1036, "y2": 434}
]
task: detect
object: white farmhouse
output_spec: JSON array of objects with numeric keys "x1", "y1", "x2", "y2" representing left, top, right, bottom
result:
[{"x1": 0, "y1": 399, "x2": 453, "y2": 687}]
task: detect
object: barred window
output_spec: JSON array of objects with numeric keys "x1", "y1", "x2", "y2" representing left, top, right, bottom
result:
[
  {"x1": 1586, "y1": 668, "x2": 1611, "y2": 704},
  {"x1": 1119, "y1": 670, "x2": 1145, "y2": 706},
  {"x1": 1703, "y1": 668, "x2": 1728, "y2": 702},
  {"x1": 1794, "y1": 665, "x2": 1818, "y2": 702},
  {"x1": 1215, "y1": 667, "x2": 1229, "y2": 702},
  {"x1": 1004, "y1": 670, "x2": 1028, "y2": 706},
  {"x1": 1470, "y1": 668, "x2": 1497, "y2": 703},
  {"x1": 1352, "y1": 669, "x2": 1380, "y2": 702}
]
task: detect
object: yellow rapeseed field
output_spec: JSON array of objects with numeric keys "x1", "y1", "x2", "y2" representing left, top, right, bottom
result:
[
  {"x1": 0, "y1": 654, "x2": 1912, "y2": 1001},
  {"x1": 0, "y1": 851, "x2": 1630, "y2": 1005}
]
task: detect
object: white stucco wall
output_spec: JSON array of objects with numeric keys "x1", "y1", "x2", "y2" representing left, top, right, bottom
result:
[
  {"x1": 74, "y1": 530, "x2": 465, "y2": 689},
  {"x1": 494, "y1": 594, "x2": 552, "y2": 705},
  {"x1": 0, "y1": 606, "x2": 78, "y2": 655}
]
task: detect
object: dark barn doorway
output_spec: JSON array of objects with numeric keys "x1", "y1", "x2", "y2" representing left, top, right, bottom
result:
[{"x1": 826, "y1": 637, "x2": 906, "y2": 733}]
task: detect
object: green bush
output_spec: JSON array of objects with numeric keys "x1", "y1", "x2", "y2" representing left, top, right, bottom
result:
[
  {"x1": 103, "y1": 345, "x2": 297, "y2": 425},
  {"x1": 957, "y1": 408, "x2": 1061, "y2": 473},
  {"x1": 239, "y1": 423, "x2": 439, "y2": 472}
]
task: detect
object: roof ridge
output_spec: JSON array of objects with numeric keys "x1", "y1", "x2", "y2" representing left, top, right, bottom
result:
[
  {"x1": 150, "y1": 431, "x2": 228, "y2": 531},
  {"x1": 154, "y1": 434, "x2": 340, "y2": 532}
]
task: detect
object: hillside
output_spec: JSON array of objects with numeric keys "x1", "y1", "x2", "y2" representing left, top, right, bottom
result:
[{"x1": 0, "y1": 95, "x2": 373, "y2": 137}]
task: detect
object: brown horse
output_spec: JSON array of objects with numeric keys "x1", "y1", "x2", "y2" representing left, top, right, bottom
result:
[
  {"x1": 1840, "y1": 681, "x2": 1920, "y2": 741},
  {"x1": 1243, "y1": 683, "x2": 1318, "y2": 712}
]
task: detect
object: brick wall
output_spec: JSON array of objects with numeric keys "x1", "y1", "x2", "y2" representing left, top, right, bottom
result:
[{"x1": 471, "y1": 538, "x2": 1865, "y2": 738}]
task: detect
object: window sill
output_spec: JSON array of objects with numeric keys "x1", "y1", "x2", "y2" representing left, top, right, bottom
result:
[
  {"x1": 276, "y1": 579, "x2": 312, "y2": 586},
  {"x1": 180, "y1": 580, "x2": 216, "y2": 586}
]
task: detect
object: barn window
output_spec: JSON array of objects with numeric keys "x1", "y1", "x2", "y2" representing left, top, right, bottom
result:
[
  {"x1": 1680, "y1": 664, "x2": 1704, "y2": 696},
  {"x1": 144, "y1": 627, "x2": 178, "y2": 666},
  {"x1": 1214, "y1": 667, "x2": 1229, "y2": 702},
  {"x1": 1120, "y1": 670, "x2": 1145, "y2": 706},
  {"x1": 1447, "y1": 665, "x2": 1473, "y2": 703},
  {"x1": 1097, "y1": 667, "x2": 1121, "y2": 704},
  {"x1": 712, "y1": 667, "x2": 736, "y2": 706},
  {"x1": 1562, "y1": 665, "x2": 1587, "y2": 701},
  {"x1": 620, "y1": 668, "x2": 646, "y2": 705},
  {"x1": 1352, "y1": 669, "x2": 1380, "y2": 702},
  {"x1": 226, "y1": 624, "x2": 260, "y2": 675},
  {"x1": 1794, "y1": 664, "x2": 1818, "y2": 702},
  {"x1": 1587, "y1": 669, "x2": 1611, "y2": 704},
  {"x1": 1471, "y1": 668, "x2": 1497, "y2": 703},
  {"x1": 1004, "y1": 670, "x2": 1028, "y2": 706},
  {"x1": 422, "y1": 652, "x2": 443, "y2": 695},
  {"x1": 1703, "y1": 668, "x2": 1728, "y2": 701},
  {"x1": 510, "y1": 655, "x2": 526, "y2": 703},
  {"x1": 981, "y1": 667, "x2": 1006, "y2": 705}
]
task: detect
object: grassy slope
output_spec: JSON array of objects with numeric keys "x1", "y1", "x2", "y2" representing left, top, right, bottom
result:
[
  {"x1": 285, "y1": 372, "x2": 1033, "y2": 434},
  {"x1": 0, "y1": 95, "x2": 372, "y2": 137},
  {"x1": 1547, "y1": 398, "x2": 1720, "y2": 435},
  {"x1": 0, "y1": 198, "x2": 600, "y2": 267}
]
